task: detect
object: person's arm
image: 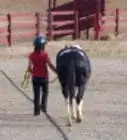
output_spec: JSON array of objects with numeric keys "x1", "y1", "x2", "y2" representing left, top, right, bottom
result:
[{"x1": 47, "y1": 56, "x2": 57, "y2": 74}]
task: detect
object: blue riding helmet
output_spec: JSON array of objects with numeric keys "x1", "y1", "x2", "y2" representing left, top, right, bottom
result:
[{"x1": 34, "y1": 35, "x2": 47, "y2": 47}]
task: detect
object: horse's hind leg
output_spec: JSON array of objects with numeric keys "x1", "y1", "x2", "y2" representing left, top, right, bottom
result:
[
  {"x1": 57, "y1": 67, "x2": 72, "y2": 126},
  {"x1": 72, "y1": 97, "x2": 77, "y2": 120},
  {"x1": 68, "y1": 84, "x2": 76, "y2": 120},
  {"x1": 76, "y1": 84, "x2": 85, "y2": 123},
  {"x1": 62, "y1": 86, "x2": 72, "y2": 126}
]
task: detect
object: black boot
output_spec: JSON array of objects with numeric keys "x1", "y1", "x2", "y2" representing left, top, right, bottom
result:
[
  {"x1": 41, "y1": 104, "x2": 47, "y2": 113},
  {"x1": 34, "y1": 107, "x2": 40, "y2": 116},
  {"x1": 34, "y1": 111, "x2": 40, "y2": 116}
]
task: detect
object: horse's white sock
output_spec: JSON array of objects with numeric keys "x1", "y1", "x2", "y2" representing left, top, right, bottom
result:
[
  {"x1": 77, "y1": 99, "x2": 83, "y2": 121},
  {"x1": 72, "y1": 98, "x2": 76, "y2": 119},
  {"x1": 66, "y1": 99, "x2": 72, "y2": 126}
]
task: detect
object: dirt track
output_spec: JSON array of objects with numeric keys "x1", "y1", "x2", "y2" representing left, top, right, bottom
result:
[
  {"x1": 0, "y1": 0, "x2": 127, "y2": 138},
  {"x1": 0, "y1": 0, "x2": 127, "y2": 13},
  {"x1": 0, "y1": 41, "x2": 127, "y2": 140}
]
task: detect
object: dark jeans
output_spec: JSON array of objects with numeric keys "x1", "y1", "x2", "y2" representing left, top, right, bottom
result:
[{"x1": 32, "y1": 77, "x2": 48, "y2": 115}]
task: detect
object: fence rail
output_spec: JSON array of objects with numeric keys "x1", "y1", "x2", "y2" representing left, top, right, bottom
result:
[{"x1": 47, "y1": 10, "x2": 79, "y2": 40}]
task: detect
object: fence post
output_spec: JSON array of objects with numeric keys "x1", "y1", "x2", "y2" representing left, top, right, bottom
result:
[
  {"x1": 115, "y1": 8, "x2": 119, "y2": 36},
  {"x1": 94, "y1": 0, "x2": 100, "y2": 40},
  {"x1": 73, "y1": 10, "x2": 79, "y2": 39},
  {"x1": 7, "y1": 13, "x2": 12, "y2": 47},
  {"x1": 75, "y1": 11, "x2": 79, "y2": 39},
  {"x1": 35, "y1": 12, "x2": 40, "y2": 36},
  {"x1": 48, "y1": 0, "x2": 52, "y2": 10},
  {"x1": 53, "y1": 0, "x2": 56, "y2": 9},
  {"x1": 94, "y1": 11, "x2": 100, "y2": 40},
  {"x1": 48, "y1": 10, "x2": 53, "y2": 40},
  {"x1": 86, "y1": 15, "x2": 89, "y2": 40}
]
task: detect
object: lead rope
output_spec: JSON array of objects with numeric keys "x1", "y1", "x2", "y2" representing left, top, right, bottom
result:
[
  {"x1": 21, "y1": 69, "x2": 58, "y2": 89},
  {"x1": 48, "y1": 76, "x2": 58, "y2": 84},
  {"x1": 1, "y1": 69, "x2": 57, "y2": 90}
]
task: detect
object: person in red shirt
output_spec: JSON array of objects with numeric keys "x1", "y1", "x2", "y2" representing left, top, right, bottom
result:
[{"x1": 27, "y1": 35, "x2": 56, "y2": 116}]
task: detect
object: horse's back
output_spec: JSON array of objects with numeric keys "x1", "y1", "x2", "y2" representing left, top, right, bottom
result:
[
  {"x1": 56, "y1": 47, "x2": 91, "y2": 86},
  {"x1": 56, "y1": 48, "x2": 91, "y2": 75}
]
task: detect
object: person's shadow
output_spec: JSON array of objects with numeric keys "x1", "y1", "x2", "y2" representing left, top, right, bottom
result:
[{"x1": 1, "y1": 70, "x2": 70, "y2": 140}]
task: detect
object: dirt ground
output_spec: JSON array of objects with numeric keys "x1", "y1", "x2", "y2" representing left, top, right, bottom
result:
[
  {"x1": 0, "y1": 0, "x2": 127, "y2": 139},
  {"x1": 0, "y1": 41, "x2": 127, "y2": 140},
  {"x1": 0, "y1": 0, "x2": 127, "y2": 13}
]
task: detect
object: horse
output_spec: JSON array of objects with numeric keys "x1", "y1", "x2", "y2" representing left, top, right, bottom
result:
[{"x1": 56, "y1": 45, "x2": 91, "y2": 126}]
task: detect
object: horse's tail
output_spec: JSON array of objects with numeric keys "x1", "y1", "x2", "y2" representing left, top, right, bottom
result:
[
  {"x1": 67, "y1": 58, "x2": 76, "y2": 104},
  {"x1": 68, "y1": 58, "x2": 75, "y2": 85}
]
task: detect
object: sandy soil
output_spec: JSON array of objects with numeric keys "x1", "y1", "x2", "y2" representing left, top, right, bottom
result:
[
  {"x1": 0, "y1": 0, "x2": 127, "y2": 13},
  {"x1": 0, "y1": 41, "x2": 127, "y2": 140},
  {"x1": 0, "y1": 1, "x2": 127, "y2": 139}
]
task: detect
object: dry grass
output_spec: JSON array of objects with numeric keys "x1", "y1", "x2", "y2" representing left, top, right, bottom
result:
[
  {"x1": 106, "y1": 0, "x2": 127, "y2": 9},
  {"x1": 0, "y1": 0, "x2": 127, "y2": 14},
  {"x1": 0, "y1": 0, "x2": 72, "y2": 13},
  {"x1": 0, "y1": 40, "x2": 127, "y2": 61}
]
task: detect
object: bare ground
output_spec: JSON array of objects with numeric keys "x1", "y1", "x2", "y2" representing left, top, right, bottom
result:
[
  {"x1": 0, "y1": 0, "x2": 127, "y2": 14},
  {"x1": 0, "y1": 0, "x2": 127, "y2": 139},
  {"x1": 0, "y1": 41, "x2": 127, "y2": 140}
]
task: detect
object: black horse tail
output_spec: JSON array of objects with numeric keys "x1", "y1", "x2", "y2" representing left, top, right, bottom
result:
[{"x1": 67, "y1": 58, "x2": 76, "y2": 104}]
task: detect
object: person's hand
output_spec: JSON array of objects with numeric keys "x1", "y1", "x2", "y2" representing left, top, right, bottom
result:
[{"x1": 47, "y1": 56, "x2": 57, "y2": 74}]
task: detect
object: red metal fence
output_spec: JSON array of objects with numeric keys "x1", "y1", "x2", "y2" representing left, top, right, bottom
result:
[
  {"x1": 0, "y1": 12, "x2": 47, "y2": 46},
  {"x1": 47, "y1": 10, "x2": 79, "y2": 40},
  {"x1": 0, "y1": 15, "x2": 8, "y2": 45},
  {"x1": 98, "y1": 9, "x2": 127, "y2": 38},
  {"x1": 0, "y1": 9, "x2": 127, "y2": 47}
]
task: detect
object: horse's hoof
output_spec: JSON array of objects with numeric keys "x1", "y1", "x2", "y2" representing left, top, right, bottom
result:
[
  {"x1": 76, "y1": 118, "x2": 82, "y2": 123},
  {"x1": 68, "y1": 126, "x2": 72, "y2": 131},
  {"x1": 67, "y1": 119, "x2": 72, "y2": 127},
  {"x1": 71, "y1": 115, "x2": 76, "y2": 120},
  {"x1": 67, "y1": 122, "x2": 72, "y2": 127}
]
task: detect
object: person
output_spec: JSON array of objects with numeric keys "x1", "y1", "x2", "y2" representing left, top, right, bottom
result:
[{"x1": 27, "y1": 35, "x2": 56, "y2": 116}]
